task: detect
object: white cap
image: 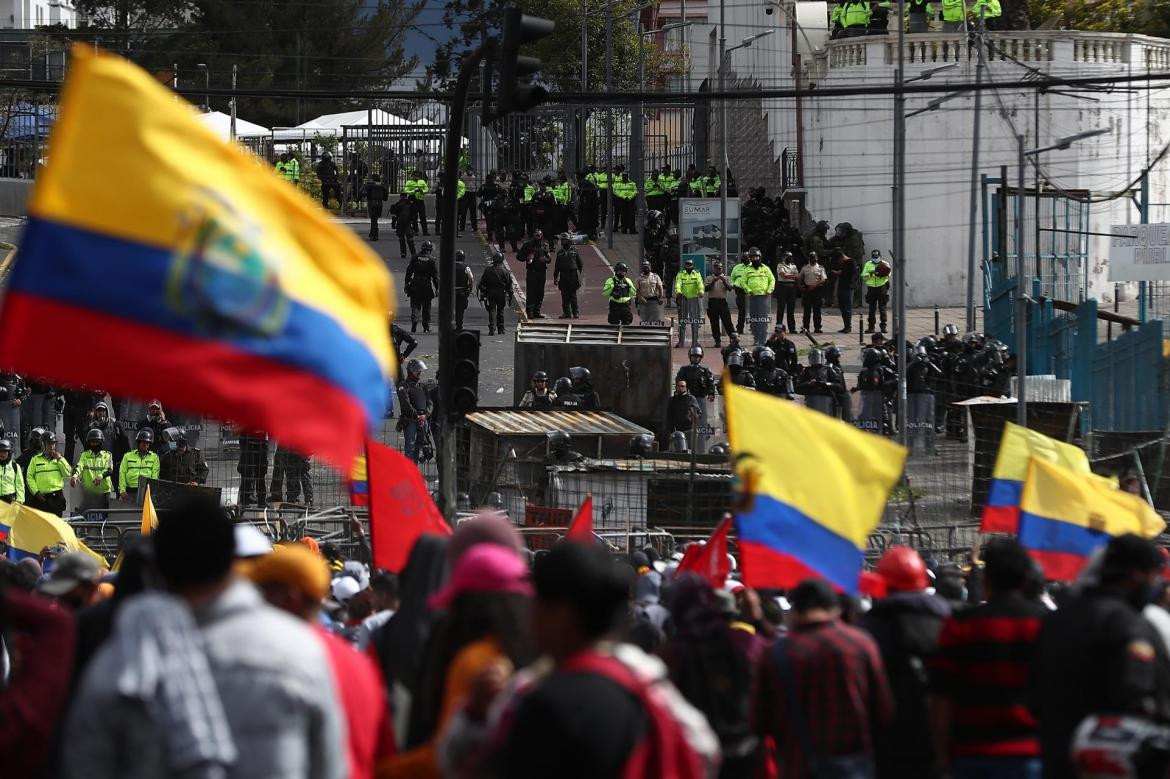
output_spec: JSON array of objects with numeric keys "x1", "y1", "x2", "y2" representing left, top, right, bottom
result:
[
  {"x1": 331, "y1": 576, "x2": 361, "y2": 603},
  {"x1": 342, "y1": 560, "x2": 370, "y2": 591},
  {"x1": 234, "y1": 524, "x2": 273, "y2": 558}
]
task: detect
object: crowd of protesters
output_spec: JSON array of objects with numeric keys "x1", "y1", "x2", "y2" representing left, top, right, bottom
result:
[{"x1": 4, "y1": 492, "x2": 1170, "y2": 779}]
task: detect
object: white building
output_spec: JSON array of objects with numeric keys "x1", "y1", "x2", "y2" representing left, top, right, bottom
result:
[
  {"x1": 715, "y1": 0, "x2": 1170, "y2": 307},
  {"x1": 0, "y1": 0, "x2": 77, "y2": 28}
]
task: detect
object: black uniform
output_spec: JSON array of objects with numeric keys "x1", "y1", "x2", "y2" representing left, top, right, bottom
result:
[
  {"x1": 454, "y1": 257, "x2": 474, "y2": 330},
  {"x1": 860, "y1": 592, "x2": 951, "y2": 779},
  {"x1": 477, "y1": 180, "x2": 502, "y2": 239},
  {"x1": 533, "y1": 188, "x2": 558, "y2": 239},
  {"x1": 159, "y1": 444, "x2": 209, "y2": 484},
  {"x1": 316, "y1": 156, "x2": 341, "y2": 208},
  {"x1": 478, "y1": 263, "x2": 514, "y2": 335},
  {"x1": 675, "y1": 364, "x2": 716, "y2": 402},
  {"x1": 765, "y1": 336, "x2": 800, "y2": 375},
  {"x1": 363, "y1": 180, "x2": 389, "y2": 240},
  {"x1": 553, "y1": 247, "x2": 583, "y2": 318},
  {"x1": 519, "y1": 238, "x2": 552, "y2": 318},
  {"x1": 667, "y1": 392, "x2": 701, "y2": 433},
  {"x1": 237, "y1": 432, "x2": 269, "y2": 507},
  {"x1": 389, "y1": 197, "x2": 417, "y2": 260},
  {"x1": 391, "y1": 324, "x2": 417, "y2": 384},
  {"x1": 404, "y1": 252, "x2": 439, "y2": 332},
  {"x1": 578, "y1": 177, "x2": 599, "y2": 239},
  {"x1": 270, "y1": 445, "x2": 312, "y2": 505},
  {"x1": 1033, "y1": 587, "x2": 1170, "y2": 779},
  {"x1": 458, "y1": 185, "x2": 477, "y2": 233}
]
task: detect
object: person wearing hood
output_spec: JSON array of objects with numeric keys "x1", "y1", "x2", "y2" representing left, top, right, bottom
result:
[
  {"x1": 1031, "y1": 534, "x2": 1170, "y2": 779},
  {"x1": 860, "y1": 545, "x2": 951, "y2": 779}
]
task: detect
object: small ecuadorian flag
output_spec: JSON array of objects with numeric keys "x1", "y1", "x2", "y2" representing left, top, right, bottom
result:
[
  {"x1": 0, "y1": 47, "x2": 395, "y2": 469},
  {"x1": 725, "y1": 382, "x2": 907, "y2": 594},
  {"x1": 1018, "y1": 457, "x2": 1164, "y2": 582},
  {"x1": 982, "y1": 422, "x2": 1091, "y2": 535},
  {"x1": 349, "y1": 455, "x2": 369, "y2": 507}
]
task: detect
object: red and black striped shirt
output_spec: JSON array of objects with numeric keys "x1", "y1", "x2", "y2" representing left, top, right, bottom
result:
[
  {"x1": 754, "y1": 619, "x2": 893, "y2": 776},
  {"x1": 928, "y1": 594, "x2": 1048, "y2": 757}
]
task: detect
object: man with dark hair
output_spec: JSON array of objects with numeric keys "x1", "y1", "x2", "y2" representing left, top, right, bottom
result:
[
  {"x1": 929, "y1": 538, "x2": 1047, "y2": 779},
  {"x1": 489, "y1": 542, "x2": 717, "y2": 777},
  {"x1": 63, "y1": 496, "x2": 346, "y2": 779},
  {"x1": 1031, "y1": 534, "x2": 1170, "y2": 779},
  {"x1": 755, "y1": 578, "x2": 893, "y2": 777}
]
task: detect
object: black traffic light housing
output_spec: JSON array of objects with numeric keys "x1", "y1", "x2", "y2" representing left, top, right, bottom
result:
[
  {"x1": 491, "y1": 6, "x2": 555, "y2": 120},
  {"x1": 448, "y1": 328, "x2": 481, "y2": 413}
]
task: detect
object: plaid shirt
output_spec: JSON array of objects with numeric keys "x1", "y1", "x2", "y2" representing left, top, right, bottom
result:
[{"x1": 754, "y1": 619, "x2": 893, "y2": 777}]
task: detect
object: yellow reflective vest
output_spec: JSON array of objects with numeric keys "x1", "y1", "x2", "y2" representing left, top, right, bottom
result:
[
  {"x1": 0, "y1": 460, "x2": 23, "y2": 503},
  {"x1": 119, "y1": 449, "x2": 160, "y2": 493},
  {"x1": 27, "y1": 453, "x2": 70, "y2": 495}
]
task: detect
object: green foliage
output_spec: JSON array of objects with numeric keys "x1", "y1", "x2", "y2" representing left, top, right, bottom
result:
[
  {"x1": 1027, "y1": 0, "x2": 1170, "y2": 36},
  {"x1": 434, "y1": 0, "x2": 667, "y2": 92}
]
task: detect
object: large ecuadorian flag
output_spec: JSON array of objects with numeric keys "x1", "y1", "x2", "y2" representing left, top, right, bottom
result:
[
  {"x1": 981, "y1": 422, "x2": 1091, "y2": 534},
  {"x1": 0, "y1": 47, "x2": 394, "y2": 469},
  {"x1": 725, "y1": 383, "x2": 907, "y2": 594},
  {"x1": 1018, "y1": 457, "x2": 1164, "y2": 582}
]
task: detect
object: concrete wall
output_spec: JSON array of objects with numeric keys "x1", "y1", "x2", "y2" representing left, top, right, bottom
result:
[
  {"x1": 0, "y1": 178, "x2": 32, "y2": 217},
  {"x1": 717, "y1": 0, "x2": 1170, "y2": 306}
]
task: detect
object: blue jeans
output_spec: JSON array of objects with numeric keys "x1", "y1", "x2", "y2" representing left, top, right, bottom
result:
[
  {"x1": 953, "y1": 756, "x2": 1041, "y2": 779},
  {"x1": 403, "y1": 419, "x2": 430, "y2": 463}
]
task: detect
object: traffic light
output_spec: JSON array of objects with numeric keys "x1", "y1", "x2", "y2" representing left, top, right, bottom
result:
[
  {"x1": 493, "y1": 6, "x2": 554, "y2": 119},
  {"x1": 448, "y1": 328, "x2": 480, "y2": 413}
]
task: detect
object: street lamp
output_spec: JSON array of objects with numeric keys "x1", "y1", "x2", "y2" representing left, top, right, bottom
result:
[
  {"x1": 196, "y1": 63, "x2": 209, "y2": 110},
  {"x1": 719, "y1": 28, "x2": 774, "y2": 266},
  {"x1": 905, "y1": 90, "x2": 963, "y2": 119},
  {"x1": 904, "y1": 62, "x2": 958, "y2": 83},
  {"x1": 1014, "y1": 126, "x2": 1109, "y2": 426}
]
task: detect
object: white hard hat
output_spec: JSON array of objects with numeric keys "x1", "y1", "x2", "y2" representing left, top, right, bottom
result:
[{"x1": 331, "y1": 576, "x2": 361, "y2": 603}]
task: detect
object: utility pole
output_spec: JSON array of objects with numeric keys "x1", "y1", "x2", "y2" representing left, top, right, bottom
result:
[
  {"x1": 718, "y1": 0, "x2": 727, "y2": 267},
  {"x1": 893, "y1": 0, "x2": 907, "y2": 447},
  {"x1": 964, "y1": 26, "x2": 984, "y2": 333},
  {"x1": 230, "y1": 64, "x2": 237, "y2": 140},
  {"x1": 1016, "y1": 131, "x2": 1027, "y2": 427},
  {"x1": 605, "y1": 3, "x2": 614, "y2": 249}
]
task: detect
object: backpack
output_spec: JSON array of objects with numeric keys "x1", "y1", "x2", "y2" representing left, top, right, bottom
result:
[{"x1": 562, "y1": 649, "x2": 718, "y2": 779}]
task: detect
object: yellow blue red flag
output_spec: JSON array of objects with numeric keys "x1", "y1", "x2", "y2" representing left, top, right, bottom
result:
[
  {"x1": 1018, "y1": 456, "x2": 1164, "y2": 581},
  {"x1": 349, "y1": 455, "x2": 369, "y2": 507},
  {"x1": 724, "y1": 383, "x2": 907, "y2": 594},
  {"x1": 1, "y1": 501, "x2": 107, "y2": 568},
  {"x1": 981, "y1": 422, "x2": 1090, "y2": 534},
  {"x1": 0, "y1": 47, "x2": 394, "y2": 469}
]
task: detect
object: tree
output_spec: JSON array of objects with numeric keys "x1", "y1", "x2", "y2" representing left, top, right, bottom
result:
[
  {"x1": 434, "y1": 0, "x2": 673, "y2": 92},
  {"x1": 73, "y1": 0, "x2": 195, "y2": 53},
  {"x1": 1026, "y1": 0, "x2": 1163, "y2": 33}
]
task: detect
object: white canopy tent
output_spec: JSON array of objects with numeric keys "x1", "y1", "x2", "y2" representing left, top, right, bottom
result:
[
  {"x1": 272, "y1": 109, "x2": 433, "y2": 141},
  {"x1": 196, "y1": 110, "x2": 270, "y2": 140}
]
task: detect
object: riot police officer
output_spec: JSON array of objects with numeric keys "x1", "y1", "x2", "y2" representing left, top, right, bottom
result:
[
  {"x1": 554, "y1": 234, "x2": 583, "y2": 318},
  {"x1": 726, "y1": 351, "x2": 755, "y2": 388},
  {"x1": 454, "y1": 249, "x2": 475, "y2": 330},
  {"x1": 825, "y1": 345, "x2": 853, "y2": 421},
  {"x1": 907, "y1": 344, "x2": 943, "y2": 454},
  {"x1": 569, "y1": 366, "x2": 601, "y2": 410},
  {"x1": 477, "y1": 251, "x2": 515, "y2": 336},
  {"x1": 855, "y1": 347, "x2": 896, "y2": 434},
  {"x1": 676, "y1": 345, "x2": 716, "y2": 432},
  {"x1": 551, "y1": 377, "x2": 580, "y2": 407},
  {"x1": 602, "y1": 262, "x2": 635, "y2": 325},
  {"x1": 765, "y1": 325, "x2": 800, "y2": 375},
  {"x1": 753, "y1": 348, "x2": 794, "y2": 399},
  {"x1": 520, "y1": 371, "x2": 556, "y2": 408},
  {"x1": 519, "y1": 229, "x2": 552, "y2": 319},
  {"x1": 796, "y1": 349, "x2": 835, "y2": 415},
  {"x1": 404, "y1": 241, "x2": 439, "y2": 333}
]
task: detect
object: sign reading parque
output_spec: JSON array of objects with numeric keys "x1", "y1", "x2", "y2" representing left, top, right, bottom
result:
[{"x1": 1110, "y1": 223, "x2": 1170, "y2": 281}]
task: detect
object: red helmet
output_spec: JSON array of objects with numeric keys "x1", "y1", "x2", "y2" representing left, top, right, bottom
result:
[{"x1": 875, "y1": 546, "x2": 928, "y2": 592}]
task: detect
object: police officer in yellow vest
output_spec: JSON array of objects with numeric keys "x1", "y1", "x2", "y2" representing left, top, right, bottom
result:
[
  {"x1": 119, "y1": 428, "x2": 160, "y2": 498},
  {"x1": 275, "y1": 151, "x2": 300, "y2": 184},
  {"x1": 742, "y1": 247, "x2": 777, "y2": 345},
  {"x1": 0, "y1": 439, "x2": 23, "y2": 504},
  {"x1": 27, "y1": 432, "x2": 70, "y2": 516},
  {"x1": 861, "y1": 249, "x2": 893, "y2": 333},
  {"x1": 674, "y1": 257, "x2": 705, "y2": 349},
  {"x1": 602, "y1": 262, "x2": 635, "y2": 325},
  {"x1": 405, "y1": 169, "x2": 430, "y2": 236},
  {"x1": 692, "y1": 165, "x2": 721, "y2": 197},
  {"x1": 729, "y1": 257, "x2": 749, "y2": 336},
  {"x1": 971, "y1": 0, "x2": 1000, "y2": 27},
  {"x1": 645, "y1": 172, "x2": 667, "y2": 218},
  {"x1": 73, "y1": 428, "x2": 113, "y2": 513},
  {"x1": 613, "y1": 172, "x2": 638, "y2": 235},
  {"x1": 940, "y1": 0, "x2": 967, "y2": 31},
  {"x1": 839, "y1": 0, "x2": 872, "y2": 36}
]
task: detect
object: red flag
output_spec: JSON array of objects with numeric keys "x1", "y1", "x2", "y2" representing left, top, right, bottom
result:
[
  {"x1": 366, "y1": 439, "x2": 450, "y2": 572},
  {"x1": 675, "y1": 515, "x2": 733, "y2": 588},
  {"x1": 565, "y1": 495, "x2": 593, "y2": 542}
]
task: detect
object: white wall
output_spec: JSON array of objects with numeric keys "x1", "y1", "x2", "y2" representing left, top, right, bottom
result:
[
  {"x1": 717, "y1": 0, "x2": 1170, "y2": 306},
  {"x1": 0, "y1": 0, "x2": 76, "y2": 28}
]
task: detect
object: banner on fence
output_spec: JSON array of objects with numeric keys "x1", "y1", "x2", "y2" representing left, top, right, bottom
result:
[
  {"x1": 1110, "y1": 223, "x2": 1170, "y2": 281},
  {"x1": 680, "y1": 198, "x2": 739, "y2": 277}
]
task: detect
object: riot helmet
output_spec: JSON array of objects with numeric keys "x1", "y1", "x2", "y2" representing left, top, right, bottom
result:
[{"x1": 808, "y1": 349, "x2": 825, "y2": 367}]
